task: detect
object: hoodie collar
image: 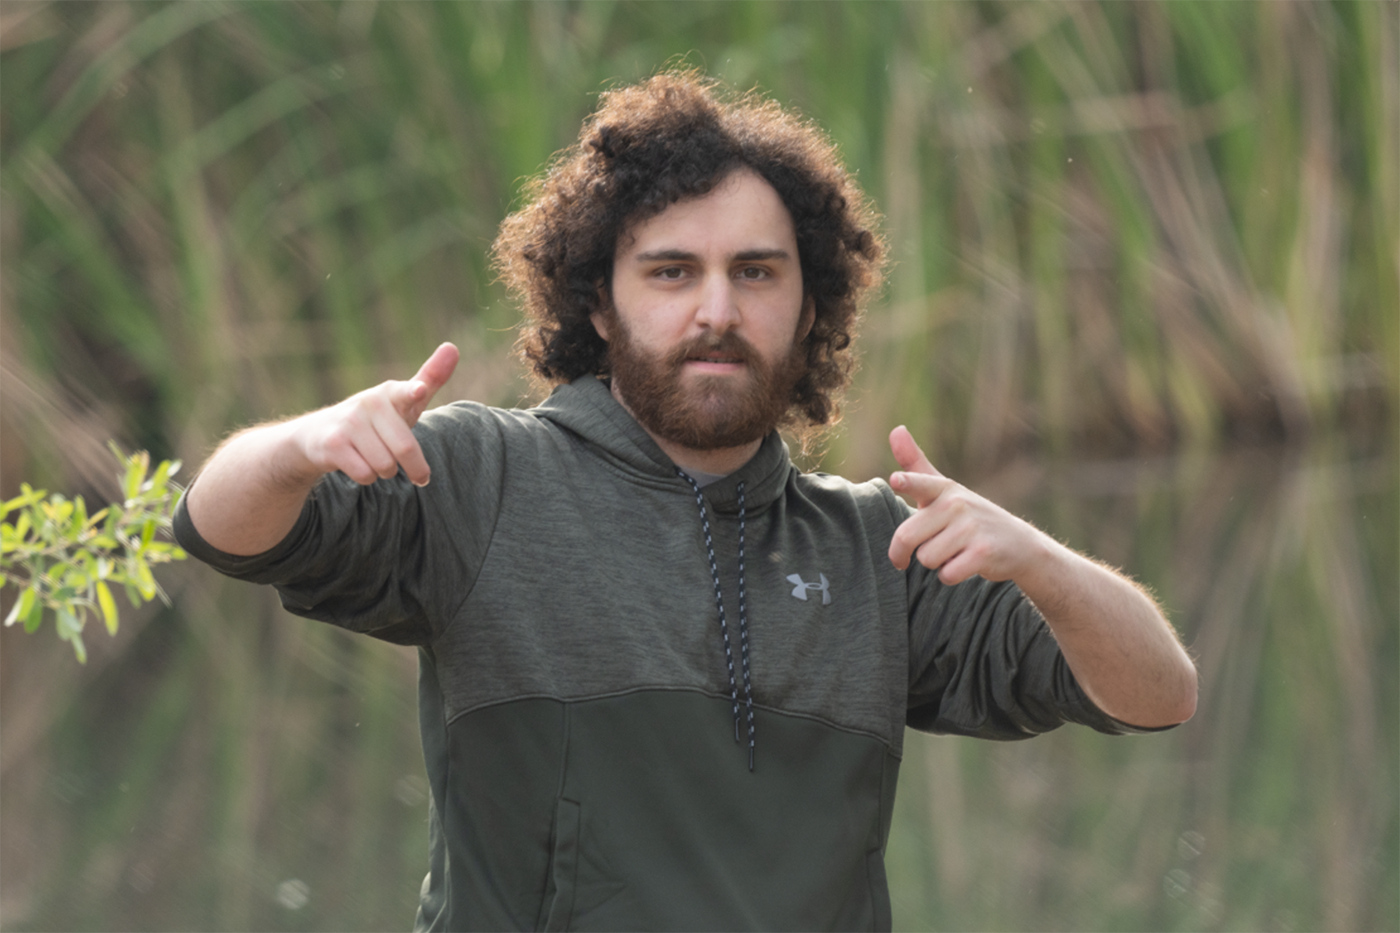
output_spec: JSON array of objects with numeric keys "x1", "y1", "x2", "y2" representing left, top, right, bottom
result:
[{"x1": 532, "y1": 376, "x2": 793, "y2": 515}]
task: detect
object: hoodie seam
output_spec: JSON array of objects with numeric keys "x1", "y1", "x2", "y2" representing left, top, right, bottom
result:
[
  {"x1": 443, "y1": 685, "x2": 898, "y2": 755},
  {"x1": 436, "y1": 412, "x2": 512, "y2": 641}
]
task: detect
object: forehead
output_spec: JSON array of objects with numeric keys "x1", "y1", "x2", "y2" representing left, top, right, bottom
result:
[{"x1": 616, "y1": 170, "x2": 797, "y2": 258}]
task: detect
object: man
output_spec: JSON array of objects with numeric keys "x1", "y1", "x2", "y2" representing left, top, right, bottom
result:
[{"x1": 176, "y1": 71, "x2": 1196, "y2": 931}]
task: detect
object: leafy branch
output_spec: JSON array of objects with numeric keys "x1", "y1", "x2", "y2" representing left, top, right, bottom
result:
[{"x1": 1, "y1": 444, "x2": 188, "y2": 662}]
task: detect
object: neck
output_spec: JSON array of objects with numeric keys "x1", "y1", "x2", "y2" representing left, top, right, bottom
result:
[
  {"x1": 608, "y1": 380, "x2": 764, "y2": 477},
  {"x1": 655, "y1": 435, "x2": 763, "y2": 478}
]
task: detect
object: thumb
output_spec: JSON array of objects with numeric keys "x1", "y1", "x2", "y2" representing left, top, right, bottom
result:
[{"x1": 889, "y1": 425, "x2": 942, "y2": 477}]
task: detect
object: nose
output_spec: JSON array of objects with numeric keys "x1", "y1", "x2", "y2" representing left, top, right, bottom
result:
[{"x1": 693, "y1": 273, "x2": 741, "y2": 335}]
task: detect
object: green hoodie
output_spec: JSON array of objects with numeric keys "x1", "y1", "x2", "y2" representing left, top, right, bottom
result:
[{"x1": 174, "y1": 376, "x2": 1147, "y2": 932}]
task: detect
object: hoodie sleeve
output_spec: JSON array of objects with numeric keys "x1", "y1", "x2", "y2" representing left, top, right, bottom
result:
[
  {"x1": 873, "y1": 485, "x2": 1161, "y2": 738},
  {"x1": 173, "y1": 402, "x2": 508, "y2": 646}
]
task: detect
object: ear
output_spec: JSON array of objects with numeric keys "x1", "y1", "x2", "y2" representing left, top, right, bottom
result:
[
  {"x1": 590, "y1": 311, "x2": 610, "y2": 341},
  {"x1": 591, "y1": 285, "x2": 612, "y2": 341},
  {"x1": 797, "y1": 295, "x2": 816, "y2": 341}
]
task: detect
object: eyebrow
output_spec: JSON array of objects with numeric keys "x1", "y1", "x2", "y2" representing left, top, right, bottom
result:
[{"x1": 632, "y1": 248, "x2": 794, "y2": 263}]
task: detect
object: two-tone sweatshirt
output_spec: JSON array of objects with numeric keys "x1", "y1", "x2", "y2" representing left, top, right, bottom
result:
[{"x1": 174, "y1": 375, "x2": 1147, "y2": 932}]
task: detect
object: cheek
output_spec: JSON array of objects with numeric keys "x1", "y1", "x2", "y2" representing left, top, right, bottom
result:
[
  {"x1": 623, "y1": 305, "x2": 689, "y2": 348},
  {"x1": 762, "y1": 299, "x2": 809, "y2": 349}
]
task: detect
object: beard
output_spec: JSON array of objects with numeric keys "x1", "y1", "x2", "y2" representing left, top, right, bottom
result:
[{"x1": 605, "y1": 316, "x2": 807, "y2": 451}]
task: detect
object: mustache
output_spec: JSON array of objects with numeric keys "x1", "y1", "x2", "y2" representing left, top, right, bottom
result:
[{"x1": 668, "y1": 332, "x2": 756, "y2": 366}]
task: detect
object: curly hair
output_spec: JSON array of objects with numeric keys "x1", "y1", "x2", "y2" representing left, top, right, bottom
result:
[{"x1": 491, "y1": 70, "x2": 886, "y2": 428}]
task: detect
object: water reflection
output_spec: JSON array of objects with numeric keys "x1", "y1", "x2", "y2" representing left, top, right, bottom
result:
[
  {"x1": 0, "y1": 440, "x2": 1394, "y2": 931},
  {"x1": 887, "y1": 437, "x2": 1397, "y2": 932}
]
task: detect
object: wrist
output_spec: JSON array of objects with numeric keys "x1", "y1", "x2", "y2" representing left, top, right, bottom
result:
[
  {"x1": 264, "y1": 417, "x2": 327, "y2": 495},
  {"x1": 1012, "y1": 532, "x2": 1084, "y2": 622}
]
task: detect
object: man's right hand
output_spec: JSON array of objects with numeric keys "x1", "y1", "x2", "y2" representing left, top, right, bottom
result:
[
  {"x1": 294, "y1": 342, "x2": 459, "y2": 487},
  {"x1": 185, "y1": 343, "x2": 459, "y2": 556}
]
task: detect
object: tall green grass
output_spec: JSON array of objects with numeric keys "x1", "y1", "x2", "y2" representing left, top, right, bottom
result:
[{"x1": 2, "y1": 1, "x2": 1393, "y2": 483}]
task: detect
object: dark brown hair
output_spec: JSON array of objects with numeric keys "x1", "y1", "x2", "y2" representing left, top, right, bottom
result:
[{"x1": 492, "y1": 70, "x2": 886, "y2": 428}]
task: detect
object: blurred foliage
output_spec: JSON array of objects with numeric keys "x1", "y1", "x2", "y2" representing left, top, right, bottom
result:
[
  {"x1": 1, "y1": 447, "x2": 186, "y2": 663},
  {"x1": 0, "y1": 0, "x2": 1393, "y2": 478},
  {"x1": 0, "y1": 1, "x2": 1395, "y2": 931}
]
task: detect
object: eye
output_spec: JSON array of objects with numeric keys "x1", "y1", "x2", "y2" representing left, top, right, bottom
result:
[
  {"x1": 736, "y1": 265, "x2": 770, "y2": 281},
  {"x1": 654, "y1": 266, "x2": 686, "y2": 280}
]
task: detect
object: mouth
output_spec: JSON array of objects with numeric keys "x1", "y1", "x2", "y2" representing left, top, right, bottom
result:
[
  {"x1": 684, "y1": 352, "x2": 747, "y2": 371},
  {"x1": 687, "y1": 354, "x2": 745, "y2": 365},
  {"x1": 677, "y1": 335, "x2": 753, "y2": 374}
]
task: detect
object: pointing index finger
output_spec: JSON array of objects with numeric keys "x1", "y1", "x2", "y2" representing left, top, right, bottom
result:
[
  {"x1": 889, "y1": 425, "x2": 943, "y2": 477},
  {"x1": 413, "y1": 342, "x2": 460, "y2": 398},
  {"x1": 397, "y1": 342, "x2": 460, "y2": 426},
  {"x1": 888, "y1": 426, "x2": 949, "y2": 509}
]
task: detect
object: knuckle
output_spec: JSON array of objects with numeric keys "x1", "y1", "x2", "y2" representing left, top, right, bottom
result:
[
  {"x1": 388, "y1": 436, "x2": 420, "y2": 460},
  {"x1": 368, "y1": 451, "x2": 396, "y2": 475}
]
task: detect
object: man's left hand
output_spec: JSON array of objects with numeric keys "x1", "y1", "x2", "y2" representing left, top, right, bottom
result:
[
  {"x1": 885, "y1": 425, "x2": 1197, "y2": 727},
  {"x1": 886, "y1": 425, "x2": 1049, "y2": 583}
]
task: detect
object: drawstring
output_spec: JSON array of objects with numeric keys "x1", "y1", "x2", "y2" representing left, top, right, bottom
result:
[
  {"x1": 677, "y1": 470, "x2": 755, "y2": 772},
  {"x1": 735, "y1": 482, "x2": 755, "y2": 771}
]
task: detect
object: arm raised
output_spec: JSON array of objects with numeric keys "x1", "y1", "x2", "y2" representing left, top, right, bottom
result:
[
  {"x1": 185, "y1": 343, "x2": 459, "y2": 557},
  {"x1": 887, "y1": 425, "x2": 1197, "y2": 729}
]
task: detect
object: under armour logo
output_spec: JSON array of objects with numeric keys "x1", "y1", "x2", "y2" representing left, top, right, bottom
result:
[{"x1": 786, "y1": 573, "x2": 831, "y2": 605}]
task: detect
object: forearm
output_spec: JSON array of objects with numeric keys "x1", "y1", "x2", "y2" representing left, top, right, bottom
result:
[
  {"x1": 1016, "y1": 536, "x2": 1197, "y2": 728},
  {"x1": 184, "y1": 342, "x2": 457, "y2": 558},
  {"x1": 185, "y1": 419, "x2": 324, "y2": 557}
]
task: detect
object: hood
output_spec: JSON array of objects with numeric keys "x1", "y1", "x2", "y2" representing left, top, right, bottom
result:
[{"x1": 532, "y1": 376, "x2": 795, "y2": 514}]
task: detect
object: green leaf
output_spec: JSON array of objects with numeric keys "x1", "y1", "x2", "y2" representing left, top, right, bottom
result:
[
  {"x1": 1, "y1": 486, "x2": 46, "y2": 517},
  {"x1": 123, "y1": 450, "x2": 149, "y2": 503},
  {"x1": 5, "y1": 586, "x2": 36, "y2": 627},
  {"x1": 23, "y1": 595, "x2": 43, "y2": 633},
  {"x1": 96, "y1": 580, "x2": 119, "y2": 636},
  {"x1": 56, "y1": 609, "x2": 87, "y2": 664},
  {"x1": 134, "y1": 560, "x2": 157, "y2": 600},
  {"x1": 56, "y1": 606, "x2": 80, "y2": 635},
  {"x1": 47, "y1": 499, "x2": 74, "y2": 527},
  {"x1": 150, "y1": 458, "x2": 173, "y2": 493},
  {"x1": 85, "y1": 505, "x2": 110, "y2": 531},
  {"x1": 145, "y1": 542, "x2": 185, "y2": 562},
  {"x1": 71, "y1": 495, "x2": 88, "y2": 537}
]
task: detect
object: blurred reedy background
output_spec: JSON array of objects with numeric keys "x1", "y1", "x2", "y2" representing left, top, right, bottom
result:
[{"x1": 1, "y1": 2, "x2": 1395, "y2": 931}]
